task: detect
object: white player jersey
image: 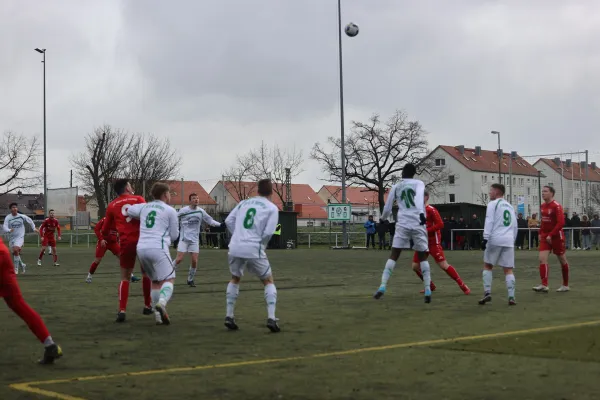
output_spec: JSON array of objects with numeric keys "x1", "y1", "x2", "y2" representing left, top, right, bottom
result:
[
  {"x1": 226, "y1": 196, "x2": 279, "y2": 259},
  {"x1": 3, "y1": 213, "x2": 36, "y2": 241},
  {"x1": 178, "y1": 206, "x2": 220, "y2": 243},
  {"x1": 381, "y1": 178, "x2": 426, "y2": 228},
  {"x1": 483, "y1": 198, "x2": 518, "y2": 247},
  {"x1": 127, "y1": 200, "x2": 179, "y2": 250}
]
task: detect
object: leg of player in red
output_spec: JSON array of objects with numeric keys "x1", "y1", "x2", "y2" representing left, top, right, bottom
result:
[
  {"x1": 0, "y1": 242, "x2": 62, "y2": 364},
  {"x1": 86, "y1": 241, "x2": 120, "y2": 283},
  {"x1": 37, "y1": 240, "x2": 48, "y2": 267},
  {"x1": 116, "y1": 242, "x2": 152, "y2": 322},
  {"x1": 537, "y1": 238, "x2": 570, "y2": 293},
  {"x1": 412, "y1": 252, "x2": 437, "y2": 292},
  {"x1": 412, "y1": 250, "x2": 470, "y2": 294}
]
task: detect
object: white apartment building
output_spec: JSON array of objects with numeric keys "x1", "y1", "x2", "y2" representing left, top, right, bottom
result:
[{"x1": 418, "y1": 145, "x2": 542, "y2": 217}]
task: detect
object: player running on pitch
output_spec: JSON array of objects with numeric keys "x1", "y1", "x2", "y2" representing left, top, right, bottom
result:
[
  {"x1": 128, "y1": 183, "x2": 179, "y2": 325},
  {"x1": 3, "y1": 202, "x2": 38, "y2": 274},
  {"x1": 224, "y1": 179, "x2": 280, "y2": 332},
  {"x1": 534, "y1": 185, "x2": 570, "y2": 293},
  {"x1": 37, "y1": 209, "x2": 61, "y2": 266},
  {"x1": 373, "y1": 163, "x2": 433, "y2": 303},
  {"x1": 175, "y1": 193, "x2": 224, "y2": 287},
  {"x1": 0, "y1": 237, "x2": 62, "y2": 363},
  {"x1": 478, "y1": 183, "x2": 518, "y2": 306},
  {"x1": 103, "y1": 179, "x2": 152, "y2": 322},
  {"x1": 411, "y1": 191, "x2": 470, "y2": 295}
]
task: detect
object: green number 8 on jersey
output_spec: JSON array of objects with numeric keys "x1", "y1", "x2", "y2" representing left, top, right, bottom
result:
[
  {"x1": 243, "y1": 208, "x2": 256, "y2": 229},
  {"x1": 145, "y1": 210, "x2": 157, "y2": 228}
]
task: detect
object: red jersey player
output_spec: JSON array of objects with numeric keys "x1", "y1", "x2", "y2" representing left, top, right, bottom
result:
[
  {"x1": 411, "y1": 191, "x2": 470, "y2": 295},
  {"x1": 533, "y1": 185, "x2": 570, "y2": 293},
  {"x1": 85, "y1": 217, "x2": 120, "y2": 283},
  {"x1": 103, "y1": 179, "x2": 152, "y2": 322},
  {"x1": 0, "y1": 237, "x2": 62, "y2": 363},
  {"x1": 37, "y1": 209, "x2": 62, "y2": 266}
]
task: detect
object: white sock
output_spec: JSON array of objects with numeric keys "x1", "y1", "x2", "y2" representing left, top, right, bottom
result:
[
  {"x1": 380, "y1": 259, "x2": 396, "y2": 288},
  {"x1": 483, "y1": 269, "x2": 493, "y2": 294},
  {"x1": 505, "y1": 274, "x2": 515, "y2": 298},
  {"x1": 159, "y1": 282, "x2": 174, "y2": 305},
  {"x1": 43, "y1": 336, "x2": 54, "y2": 347},
  {"x1": 264, "y1": 283, "x2": 277, "y2": 320},
  {"x1": 188, "y1": 266, "x2": 196, "y2": 281},
  {"x1": 226, "y1": 282, "x2": 239, "y2": 318},
  {"x1": 151, "y1": 289, "x2": 160, "y2": 306},
  {"x1": 420, "y1": 260, "x2": 431, "y2": 291}
]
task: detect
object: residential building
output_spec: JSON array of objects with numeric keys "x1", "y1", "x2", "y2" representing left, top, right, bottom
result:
[
  {"x1": 165, "y1": 180, "x2": 217, "y2": 214},
  {"x1": 533, "y1": 159, "x2": 600, "y2": 215},
  {"x1": 0, "y1": 192, "x2": 44, "y2": 218},
  {"x1": 418, "y1": 145, "x2": 541, "y2": 216},
  {"x1": 317, "y1": 185, "x2": 389, "y2": 222},
  {"x1": 209, "y1": 181, "x2": 327, "y2": 226}
]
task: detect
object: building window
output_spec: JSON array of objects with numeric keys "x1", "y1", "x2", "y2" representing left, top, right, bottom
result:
[
  {"x1": 519, "y1": 178, "x2": 524, "y2": 186},
  {"x1": 482, "y1": 175, "x2": 487, "y2": 184},
  {"x1": 527, "y1": 187, "x2": 530, "y2": 195},
  {"x1": 449, "y1": 194, "x2": 456, "y2": 203},
  {"x1": 435, "y1": 158, "x2": 445, "y2": 167},
  {"x1": 449, "y1": 175, "x2": 455, "y2": 184},
  {"x1": 513, "y1": 178, "x2": 516, "y2": 186}
]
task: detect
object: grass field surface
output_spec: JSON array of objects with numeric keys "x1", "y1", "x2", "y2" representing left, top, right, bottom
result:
[{"x1": 1, "y1": 247, "x2": 599, "y2": 399}]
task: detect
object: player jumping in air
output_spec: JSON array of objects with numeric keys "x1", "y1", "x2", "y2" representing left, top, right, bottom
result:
[
  {"x1": 103, "y1": 179, "x2": 153, "y2": 322},
  {"x1": 224, "y1": 179, "x2": 280, "y2": 332},
  {"x1": 374, "y1": 163, "x2": 432, "y2": 303},
  {"x1": 3, "y1": 202, "x2": 38, "y2": 274},
  {"x1": 479, "y1": 183, "x2": 518, "y2": 306},
  {"x1": 411, "y1": 191, "x2": 470, "y2": 295},
  {"x1": 128, "y1": 183, "x2": 179, "y2": 325},
  {"x1": 37, "y1": 209, "x2": 61, "y2": 266},
  {"x1": 0, "y1": 237, "x2": 62, "y2": 363},
  {"x1": 534, "y1": 185, "x2": 570, "y2": 293},
  {"x1": 175, "y1": 193, "x2": 224, "y2": 287}
]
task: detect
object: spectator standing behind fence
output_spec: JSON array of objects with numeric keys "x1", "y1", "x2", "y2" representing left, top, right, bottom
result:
[
  {"x1": 470, "y1": 214, "x2": 482, "y2": 250},
  {"x1": 528, "y1": 213, "x2": 540, "y2": 248},
  {"x1": 581, "y1": 215, "x2": 591, "y2": 250},
  {"x1": 456, "y1": 217, "x2": 467, "y2": 250},
  {"x1": 571, "y1": 212, "x2": 581, "y2": 250},
  {"x1": 564, "y1": 213, "x2": 572, "y2": 249},
  {"x1": 516, "y1": 213, "x2": 528, "y2": 249},
  {"x1": 591, "y1": 214, "x2": 600, "y2": 250},
  {"x1": 377, "y1": 220, "x2": 388, "y2": 250},
  {"x1": 364, "y1": 216, "x2": 376, "y2": 249},
  {"x1": 442, "y1": 217, "x2": 450, "y2": 249}
]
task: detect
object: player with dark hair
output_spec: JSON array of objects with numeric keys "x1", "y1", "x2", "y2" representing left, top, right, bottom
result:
[
  {"x1": 3, "y1": 202, "x2": 38, "y2": 274},
  {"x1": 38, "y1": 209, "x2": 61, "y2": 266},
  {"x1": 103, "y1": 179, "x2": 152, "y2": 322},
  {"x1": 534, "y1": 185, "x2": 570, "y2": 293}
]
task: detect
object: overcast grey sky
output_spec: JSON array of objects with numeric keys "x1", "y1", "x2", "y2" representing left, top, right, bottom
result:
[{"x1": 2, "y1": 0, "x2": 600, "y2": 194}]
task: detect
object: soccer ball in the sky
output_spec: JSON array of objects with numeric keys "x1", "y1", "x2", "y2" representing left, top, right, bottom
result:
[{"x1": 345, "y1": 22, "x2": 359, "y2": 37}]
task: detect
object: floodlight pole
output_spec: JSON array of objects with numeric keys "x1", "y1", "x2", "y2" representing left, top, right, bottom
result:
[
  {"x1": 337, "y1": 0, "x2": 348, "y2": 247},
  {"x1": 491, "y1": 131, "x2": 501, "y2": 182},
  {"x1": 35, "y1": 48, "x2": 47, "y2": 216}
]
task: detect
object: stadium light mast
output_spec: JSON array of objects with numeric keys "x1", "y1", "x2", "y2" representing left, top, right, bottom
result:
[
  {"x1": 337, "y1": 0, "x2": 348, "y2": 247},
  {"x1": 35, "y1": 48, "x2": 47, "y2": 216},
  {"x1": 491, "y1": 131, "x2": 501, "y2": 182}
]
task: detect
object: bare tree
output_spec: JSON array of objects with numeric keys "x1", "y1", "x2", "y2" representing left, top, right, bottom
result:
[
  {"x1": 70, "y1": 125, "x2": 133, "y2": 217},
  {"x1": 0, "y1": 131, "x2": 41, "y2": 195},
  {"x1": 222, "y1": 153, "x2": 255, "y2": 201},
  {"x1": 124, "y1": 134, "x2": 181, "y2": 200},
  {"x1": 311, "y1": 110, "x2": 450, "y2": 212}
]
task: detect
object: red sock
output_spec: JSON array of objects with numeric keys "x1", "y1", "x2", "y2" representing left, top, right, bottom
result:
[
  {"x1": 561, "y1": 263, "x2": 569, "y2": 286},
  {"x1": 38, "y1": 250, "x2": 45, "y2": 260},
  {"x1": 445, "y1": 265, "x2": 465, "y2": 286},
  {"x1": 539, "y1": 264, "x2": 549, "y2": 286},
  {"x1": 414, "y1": 270, "x2": 436, "y2": 290},
  {"x1": 53, "y1": 254, "x2": 58, "y2": 263},
  {"x1": 4, "y1": 296, "x2": 50, "y2": 343},
  {"x1": 142, "y1": 275, "x2": 152, "y2": 308},
  {"x1": 89, "y1": 261, "x2": 99, "y2": 274},
  {"x1": 119, "y1": 280, "x2": 130, "y2": 312}
]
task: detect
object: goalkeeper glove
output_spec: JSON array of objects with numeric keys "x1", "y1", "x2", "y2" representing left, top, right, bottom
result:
[{"x1": 419, "y1": 213, "x2": 427, "y2": 225}]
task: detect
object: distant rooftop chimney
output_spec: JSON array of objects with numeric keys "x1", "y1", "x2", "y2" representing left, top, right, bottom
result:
[
  {"x1": 456, "y1": 145, "x2": 465, "y2": 154},
  {"x1": 553, "y1": 157, "x2": 561, "y2": 166},
  {"x1": 592, "y1": 162, "x2": 597, "y2": 170},
  {"x1": 475, "y1": 146, "x2": 482, "y2": 156},
  {"x1": 510, "y1": 151, "x2": 518, "y2": 159},
  {"x1": 566, "y1": 159, "x2": 572, "y2": 168},
  {"x1": 580, "y1": 161, "x2": 587, "y2": 169}
]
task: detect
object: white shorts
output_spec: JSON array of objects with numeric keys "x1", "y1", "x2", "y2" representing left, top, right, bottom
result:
[
  {"x1": 177, "y1": 240, "x2": 199, "y2": 254},
  {"x1": 484, "y1": 245, "x2": 515, "y2": 268},
  {"x1": 228, "y1": 255, "x2": 272, "y2": 280},
  {"x1": 137, "y1": 248, "x2": 176, "y2": 282},
  {"x1": 9, "y1": 237, "x2": 24, "y2": 249},
  {"x1": 392, "y1": 225, "x2": 428, "y2": 252}
]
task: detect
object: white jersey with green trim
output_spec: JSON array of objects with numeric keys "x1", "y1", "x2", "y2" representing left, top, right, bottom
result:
[
  {"x1": 3, "y1": 213, "x2": 36, "y2": 241},
  {"x1": 381, "y1": 178, "x2": 425, "y2": 229},
  {"x1": 127, "y1": 200, "x2": 179, "y2": 250},
  {"x1": 483, "y1": 198, "x2": 518, "y2": 247},
  {"x1": 178, "y1": 206, "x2": 220, "y2": 243},
  {"x1": 225, "y1": 197, "x2": 279, "y2": 259}
]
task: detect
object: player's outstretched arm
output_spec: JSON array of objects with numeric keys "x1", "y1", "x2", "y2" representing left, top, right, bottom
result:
[
  {"x1": 25, "y1": 215, "x2": 38, "y2": 232},
  {"x1": 225, "y1": 204, "x2": 240, "y2": 234},
  {"x1": 380, "y1": 185, "x2": 397, "y2": 221},
  {"x1": 168, "y1": 208, "x2": 180, "y2": 242},
  {"x1": 2, "y1": 217, "x2": 9, "y2": 233},
  {"x1": 201, "y1": 208, "x2": 222, "y2": 227},
  {"x1": 126, "y1": 204, "x2": 144, "y2": 220}
]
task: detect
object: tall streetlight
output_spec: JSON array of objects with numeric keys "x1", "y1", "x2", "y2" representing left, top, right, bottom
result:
[
  {"x1": 337, "y1": 0, "x2": 348, "y2": 247},
  {"x1": 491, "y1": 130, "x2": 501, "y2": 182},
  {"x1": 35, "y1": 48, "x2": 47, "y2": 216}
]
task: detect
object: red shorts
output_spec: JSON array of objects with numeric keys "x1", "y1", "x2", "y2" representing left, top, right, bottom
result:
[
  {"x1": 0, "y1": 250, "x2": 21, "y2": 298},
  {"x1": 41, "y1": 237, "x2": 56, "y2": 247},
  {"x1": 119, "y1": 241, "x2": 137, "y2": 269},
  {"x1": 95, "y1": 241, "x2": 120, "y2": 259},
  {"x1": 412, "y1": 242, "x2": 446, "y2": 264},
  {"x1": 540, "y1": 233, "x2": 566, "y2": 256}
]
